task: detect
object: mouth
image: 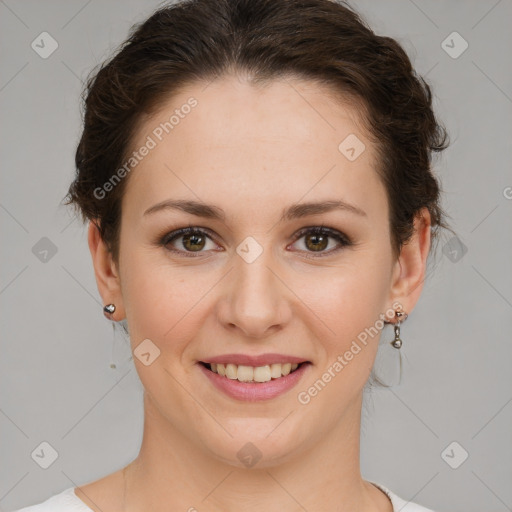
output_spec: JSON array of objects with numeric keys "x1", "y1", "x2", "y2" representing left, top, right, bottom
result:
[
  {"x1": 198, "y1": 357, "x2": 312, "y2": 401},
  {"x1": 199, "y1": 361, "x2": 308, "y2": 383}
]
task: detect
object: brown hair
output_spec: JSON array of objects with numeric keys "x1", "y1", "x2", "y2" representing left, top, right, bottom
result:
[{"x1": 63, "y1": 0, "x2": 449, "y2": 265}]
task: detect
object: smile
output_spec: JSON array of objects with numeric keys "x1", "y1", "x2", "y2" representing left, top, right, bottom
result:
[
  {"x1": 198, "y1": 357, "x2": 311, "y2": 401},
  {"x1": 202, "y1": 362, "x2": 302, "y2": 383}
]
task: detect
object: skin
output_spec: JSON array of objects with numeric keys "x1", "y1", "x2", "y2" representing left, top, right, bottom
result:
[{"x1": 81, "y1": 74, "x2": 431, "y2": 512}]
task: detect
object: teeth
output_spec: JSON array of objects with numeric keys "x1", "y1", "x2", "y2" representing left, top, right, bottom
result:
[
  {"x1": 281, "y1": 363, "x2": 292, "y2": 376},
  {"x1": 237, "y1": 365, "x2": 254, "y2": 382},
  {"x1": 253, "y1": 365, "x2": 271, "y2": 383},
  {"x1": 208, "y1": 362, "x2": 302, "y2": 382},
  {"x1": 225, "y1": 363, "x2": 237, "y2": 379},
  {"x1": 270, "y1": 363, "x2": 282, "y2": 379}
]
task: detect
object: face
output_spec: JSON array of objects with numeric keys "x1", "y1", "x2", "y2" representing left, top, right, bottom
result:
[{"x1": 94, "y1": 75, "x2": 418, "y2": 467}]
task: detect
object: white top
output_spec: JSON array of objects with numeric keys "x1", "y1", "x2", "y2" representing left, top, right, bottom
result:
[{"x1": 11, "y1": 482, "x2": 437, "y2": 511}]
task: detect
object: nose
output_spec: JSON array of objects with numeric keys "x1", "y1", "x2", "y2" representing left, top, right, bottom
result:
[{"x1": 216, "y1": 245, "x2": 292, "y2": 339}]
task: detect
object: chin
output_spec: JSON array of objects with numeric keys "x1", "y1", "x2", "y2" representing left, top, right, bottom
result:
[{"x1": 197, "y1": 418, "x2": 313, "y2": 470}]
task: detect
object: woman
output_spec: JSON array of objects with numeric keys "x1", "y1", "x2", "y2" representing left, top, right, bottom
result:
[{"x1": 14, "y1": 0, "x2": 448, "y2": 510}]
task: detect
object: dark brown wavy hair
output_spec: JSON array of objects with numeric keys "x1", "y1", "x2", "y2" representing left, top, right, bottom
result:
[{"x1": 63, "y1": 0, "x2": 449, "y2": 265}]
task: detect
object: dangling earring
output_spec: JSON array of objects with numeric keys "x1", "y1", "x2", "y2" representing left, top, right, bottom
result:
[
  {"x1": 388, "y1": 309, "x2": 408, "y2": 385},
  {"x1": 370, "y1": 308, "x2": 409, "y2": 388},
  {"x1": 391, "y1": 310, "x2": 407, "y2": 349}
]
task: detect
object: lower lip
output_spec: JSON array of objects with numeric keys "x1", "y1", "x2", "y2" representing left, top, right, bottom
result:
[{"x1": 198, "y1": 363, "x2": 310, "y2": 402}]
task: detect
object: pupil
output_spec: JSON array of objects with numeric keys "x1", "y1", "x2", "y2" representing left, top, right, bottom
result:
[
  {"x1": 184, "y1": 233, "x2": 204, "y2": 251},
  {"x1": 307, "y1": 234, "x2": 327, "y2": 252}
]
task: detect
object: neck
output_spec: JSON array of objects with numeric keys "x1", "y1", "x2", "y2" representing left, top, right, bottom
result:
[{"x1": 120, "y1": 391, "x2": 392, "y2": 512}]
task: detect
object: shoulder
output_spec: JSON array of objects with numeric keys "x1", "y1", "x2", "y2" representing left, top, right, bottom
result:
[
  {"x1": 14, "y1": 482, "x2": 438, "y2": 512},
  {"x1": 370, "y1": 481, "x2": 438, "y2": 512},
  {"x1": 11, "y1": 487, "x2": 93, "y2": 512}
]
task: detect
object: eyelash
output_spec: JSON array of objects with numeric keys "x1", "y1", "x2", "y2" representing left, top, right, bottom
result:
[{"x1": 158, "y1": 225, "x2": 352, "y2": 259}]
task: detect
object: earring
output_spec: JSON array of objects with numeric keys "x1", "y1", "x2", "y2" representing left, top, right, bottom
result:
[
  {"x1": 390, "y1": 310, "x2": 407, "y2": 349},
  {"x1": 103, "y1": 303, "x2": 116, "y2": 319},
  {"x1": 102, "y1": 304, "x2": 131, "y2": 369},
  {"x1": 370, "y1": 309, "x2": 409, "y2": 388}
]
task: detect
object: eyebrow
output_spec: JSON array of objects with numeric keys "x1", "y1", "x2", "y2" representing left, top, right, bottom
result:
[{"x1": 143, "y1": 198, "x2": 367, "y2": 222}]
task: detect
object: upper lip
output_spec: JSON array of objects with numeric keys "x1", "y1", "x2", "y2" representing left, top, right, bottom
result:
[{"x1": 201, "y1": 353, "x2": 309, "y2": 366}]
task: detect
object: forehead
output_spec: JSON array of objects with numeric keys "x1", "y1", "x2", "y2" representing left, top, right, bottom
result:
[
  {"x1": 122, "y1": 75, "x2": 384, "y2": 223},
  {"x1": 134, "y1": 74, "x2": 369, "y2": 155}
]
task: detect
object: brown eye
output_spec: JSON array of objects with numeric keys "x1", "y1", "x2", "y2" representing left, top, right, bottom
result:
[
  {"x1": 181, "y1": 232, "x2": 206, "y2": 251},
  {"x1": 161, "y1": 227, "x2": 218, "y2": 256},
  {"x1": 304, "y1": 232, "x2": 329, "y2": 252},
  {"x1": 290, "y1": 226, "x2": 352, "y2": 257}
]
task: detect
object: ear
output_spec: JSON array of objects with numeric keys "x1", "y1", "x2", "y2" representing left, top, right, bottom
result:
[
  {"x1": 87, "y1": 220, "x2": 125, "y2": 321},
  {"x1": 388, "y1": 208, "x2": 431, "y2": 314}
]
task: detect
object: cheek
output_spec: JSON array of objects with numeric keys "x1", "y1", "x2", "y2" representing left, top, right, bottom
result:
[
  {"x1": 120, "y1": 246, "x2": 219, "y2": 368},
  {"x1": 120, "y1": 248, "x2": 186, "y2": 349},
  {"x1": 316, "y1": 257, "x2": 391, "y2": 325},
  {"x1": 306, "y1": 250, "x2": 393, "y2": 365}
]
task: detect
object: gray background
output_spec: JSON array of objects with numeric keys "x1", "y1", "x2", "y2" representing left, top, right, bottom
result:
[{"x1": 1, "y1": 1, "x2": 511, "y2": 511}]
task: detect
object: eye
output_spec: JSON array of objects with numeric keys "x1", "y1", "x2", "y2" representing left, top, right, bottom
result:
[
  {"x1": 289, "y1": 226, "x2": 352, "y2": 257},
  {"x1": 160, "y1": 226, "x2": 219, "y2": 256}
]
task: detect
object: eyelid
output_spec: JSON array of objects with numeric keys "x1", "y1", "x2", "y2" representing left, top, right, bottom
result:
[{"x1": 291, "y1": 225, "x2": 352, "y2": 245}]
